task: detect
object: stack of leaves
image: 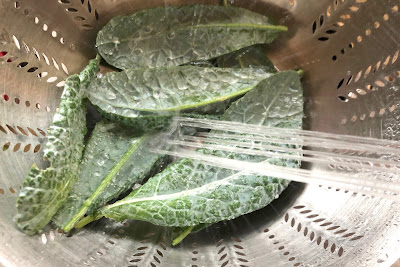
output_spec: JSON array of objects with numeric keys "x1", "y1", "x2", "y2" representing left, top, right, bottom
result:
[{"x1": 15, "y1": 4, "x2": 303, "y2": 245}]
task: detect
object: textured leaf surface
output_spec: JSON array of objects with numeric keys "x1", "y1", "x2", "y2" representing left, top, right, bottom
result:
[
  {"x1": 99, "y1": 71, "x2": 303, "y2": 227},
  {"x1": 87, "y1": 66, "x2": 272, "y2": 131},
  {"x1": 96, "y1": 5, "x2": 286, "y2": 70},
  {"x1": 53, "y1": 120, "x2": 165, "y2": 231},
  {"x1": 15, "y1": 57, "x2": 100, "y2": 235}
]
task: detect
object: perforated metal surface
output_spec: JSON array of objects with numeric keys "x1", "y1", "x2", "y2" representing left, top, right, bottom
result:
[{"x1": 1, "y1": 0, "x2": 400, "y2": 266}]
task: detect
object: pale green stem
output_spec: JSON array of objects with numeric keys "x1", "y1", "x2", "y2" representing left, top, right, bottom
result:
[
  {"x1": 74, "y1": 214, "x2": 103, "y2": 229},
  {"x1": 172, "y1": 226, "x2": 195, "y2": 246},
  {"x1": 194, "y1": 24, "x2": 288, "y2": 32}
]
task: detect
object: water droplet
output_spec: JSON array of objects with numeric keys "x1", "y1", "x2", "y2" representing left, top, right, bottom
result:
[
  {"x1": 107, "y1": 106, "x2": 116, "y2": 113},
  {"x1": 94, "y1": 171, "x2": 101, "y2": 177},
  {"x1": 106, "y1": 91, "x2": 117, "y2": 100},
  {"x1": 144, "y1": 26, "x2": 151, "y2": 33},
  {"x1": 135, "y1": 18, "x2": 142, "y2": 25},
  {"x1": 97, "y1": 158, "x2": 105, "y2": 166},
  {"x1": 134, "y1": 49, "x2": 142, "y2": 56},
  {"x1": 167, "y1": 31, "x2": 175, "y2": 39},
  {"x1": 112, "y1": 37, "x2": 120, "y2": 44},
  {"x1": 132, "y1": 183, "x2": 141, "y2": 190},
  {"x1": 143, "y1": 70, "x2": 152, "y2": 80}
]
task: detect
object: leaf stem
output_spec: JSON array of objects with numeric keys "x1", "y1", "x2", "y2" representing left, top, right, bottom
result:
[
  {"x1": 74, "y1": 214, "x2": 103, "y2": 229},
  {"x1": 172, "y1": 226, "x2": 195, "y2": 246},
  {"x1": 193, "y1": 23, "x2": 288, "y2": 32},
  {"x1": 106, "y1": 83, "x2": 263, "y2": 112}
]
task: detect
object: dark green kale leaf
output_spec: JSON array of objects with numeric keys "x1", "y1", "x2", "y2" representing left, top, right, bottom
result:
[
  {"x1": 53, "y1": 120, "x2": 166, "y2": 231},
  {"x1": 96, "y1": 71, "x2": 303, "y2": 229},
  {"x1": 86, "y1": 66, "x2": 273, "y2": 132},
  {"x1": 96, "y1": 5, "x2": 286, "y2": 70},
  {"x1": 15, "y1": 57, "x2": 100, "y2": 235}
]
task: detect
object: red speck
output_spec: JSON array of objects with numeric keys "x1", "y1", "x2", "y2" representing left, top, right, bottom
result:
[
  {"x1": 0, "y1": 51, "x2": 7, "y2": 57},
  {"x1": 4, "y1": 95, "x2": 9, "y2": 101}
]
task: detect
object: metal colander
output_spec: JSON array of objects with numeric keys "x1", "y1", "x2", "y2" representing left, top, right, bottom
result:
[{"x1": 1, "y1": 0, "x2": 400, "y2": 266}]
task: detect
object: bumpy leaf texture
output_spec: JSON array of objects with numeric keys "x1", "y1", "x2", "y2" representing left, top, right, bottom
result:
[
  {"x1": 87, "y1": 66, "x2": 273, "y2": 132},
  {"x1": 97, "y1": 5, "x2": 286, "y2": 70},
  {"x1": 15, "y1": 57, "x2": 100, "y2": 235},
  {"x1": 53, "y1": 120, "x2": 166, "y2": 231},
  {"x1": 99, "y1": 71, "x2": 303, "y2": 227}
]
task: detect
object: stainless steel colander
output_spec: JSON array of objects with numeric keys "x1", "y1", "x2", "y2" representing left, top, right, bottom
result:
[{"x1": 1, "y1": 0, "x2": 400, "y2": 266}]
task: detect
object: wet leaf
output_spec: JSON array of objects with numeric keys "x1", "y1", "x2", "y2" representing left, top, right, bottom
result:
[
  {"x1": 87, "y1": 66, "x2": 273, "y2": 132},
  {"x1": 53, "y1": 120, "x2": 166, "y2": 231},
  {"x1": 98, "y1": 71, "x2": 303, "y2": 228},
  {"x1": 15, "y1": 57, "x2": 100, "y2": 235},
  {"x1": 97, "y1": 5, "x2": 286, "y2": 70}
]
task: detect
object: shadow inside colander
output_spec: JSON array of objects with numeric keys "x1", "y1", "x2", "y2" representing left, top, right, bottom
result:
[{"x1": 74, "y1": 182, "x2": 305, "y2": 247}]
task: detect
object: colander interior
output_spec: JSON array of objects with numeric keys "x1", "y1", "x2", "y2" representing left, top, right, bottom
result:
[{"x1": 0, "y1": 0, "x2": 400, "y2": 266}]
